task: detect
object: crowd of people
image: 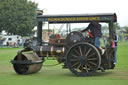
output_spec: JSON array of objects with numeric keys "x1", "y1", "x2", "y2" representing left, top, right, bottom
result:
[
  {"x1": 0, "y1": 38, "x2": 22, "y2": 48},
  {"x1": 118, "y1": 35, "x2": 128, "y2": 42}
]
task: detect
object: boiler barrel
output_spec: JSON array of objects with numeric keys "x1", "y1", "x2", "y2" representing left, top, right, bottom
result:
[{"x1": 39, "y1": 45, "x2": 65, "y2": 57}]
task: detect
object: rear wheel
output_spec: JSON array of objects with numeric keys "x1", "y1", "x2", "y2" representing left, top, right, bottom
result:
[{"x1": 66, "y1": 42, "x2": 101, "y2": 76}]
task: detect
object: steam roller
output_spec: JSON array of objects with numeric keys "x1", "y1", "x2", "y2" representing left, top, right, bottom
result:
[
  {"x1": 10, "y1": 13, "x2": 117, "y2": 76},
  {"x1": 11, "y1": 52, "x2": 43, "y2": 75}
]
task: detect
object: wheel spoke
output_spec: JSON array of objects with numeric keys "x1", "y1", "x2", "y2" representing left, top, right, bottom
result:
[
  {"x1": 84, "y1": 46, "x2": 87, "y2": 55},
  {"x1": 76, "y1": 63, "x2": 81, "y2": 70},
  {"x1": 72, "y1": 54, "x2": 79, "y2": 58},
  {"x1": 88, "y1": 61, "x2": 97, "y2": 66},
  {"x1": 72, "y1": 62, "x2": 80, "y2": 67},
  {"x1": 85, "y1": 64, "x2": 88, "y2": 73},
  {"x1": 79, "y1": 46, "x2": 83, "y2": 56},
  {"x1": 74, "y1": 49, "x2": 80, "y2": 56},
  {"x1": 85, "y1": 48, "x2": 92, "y2": 56},
  {"x1": 88, "y1": 58, "x2": 97, "y2": 61},
  {"x1": 87, "y1": 64, "x2": 93, "y2": 70},
  {"x1": 88, "y1": 52, "x2": 96, "y2": 57},
  {"x1": 81, "y1": 64, "x2": 84, "y2": 72}
]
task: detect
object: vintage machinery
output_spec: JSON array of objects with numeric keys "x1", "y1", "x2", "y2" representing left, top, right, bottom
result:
[{"x1": 11, "y1": 13, "x2": 117, "y2": 76}]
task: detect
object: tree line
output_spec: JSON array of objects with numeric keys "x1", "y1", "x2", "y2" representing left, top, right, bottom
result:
[
  {"x1": 102, "y1": 23, "x2": 128, "y2": 33},
  {"x1": 0, "y1": 0, "x2": 37, "y2": 36}
]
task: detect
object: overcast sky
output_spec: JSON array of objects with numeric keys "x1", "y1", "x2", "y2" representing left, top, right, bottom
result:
[{"x1": 31, "y1": 0, "x2": 128, "y2": 27}]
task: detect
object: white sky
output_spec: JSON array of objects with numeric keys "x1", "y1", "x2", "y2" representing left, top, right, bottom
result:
[{"x1": 31, "y1": 0, "x2": 128, "y2": 27}]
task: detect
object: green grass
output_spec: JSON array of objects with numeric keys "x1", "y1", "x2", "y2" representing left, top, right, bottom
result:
[{"x1": 0, "y1": 42, "x2": 128, "y2": 85}]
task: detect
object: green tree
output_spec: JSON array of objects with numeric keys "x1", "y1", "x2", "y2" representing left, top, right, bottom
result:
[
  {"x1": 114, "y1": 22, "x2": 120, "y2": 30},
  {"x1": 0, "y1": 0, "x2": 37, "y2": 36},
  {"x1": 123, "y1": 26, "x2": 128, "y2": 32}
]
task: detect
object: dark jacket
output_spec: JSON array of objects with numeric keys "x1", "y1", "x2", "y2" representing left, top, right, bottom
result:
[
  {"x1": 114, "y1": 35, "x2": 118, "y2": 46},
  {"x1": 82, "y1": 22, "x2": 102, "y2": 37}
]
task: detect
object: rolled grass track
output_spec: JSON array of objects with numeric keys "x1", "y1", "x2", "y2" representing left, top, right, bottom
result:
[{"x1": 0, "y1": 42, "x2": 128, "y2": 85}]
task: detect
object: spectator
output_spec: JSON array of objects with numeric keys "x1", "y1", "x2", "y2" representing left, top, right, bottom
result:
[
  {"x1": 119, "y1": 35, "x2": 122, "y2": 42},
  {"x1": 9, "y1": 42, "x2": 12, "y2": 48},
  {"x1": 0, "y1": 38, "x2": 4, "y2": 48},
  {"x1": 124, "y1": 35, "x2": 128, "y2": 42},
  {"x1": 17, "y1": 40, "x2": 20, "y2": 47},
  {"x1": 103, "y1": 35, "x2": 107, "y2": 45},
  {"x1": 114, "y1": 32, "x2": 118, "y2": 64},
  {"x1": 7, "y1": 41, "x2": 9, "y2": 48},
  {"x1": 14, "y1": 42, "x2": 17, "y2": 47}
]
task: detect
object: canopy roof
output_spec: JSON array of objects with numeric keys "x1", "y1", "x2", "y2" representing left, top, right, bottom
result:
[{"x1": 37, "y1": 13, "x2": 117, "y2": 23}]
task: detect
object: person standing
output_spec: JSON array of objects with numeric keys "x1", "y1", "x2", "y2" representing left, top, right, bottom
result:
[
  {"x1": 0, "y1": 38, "x2": 4, "y2": 48},
  {"x1": 0, "y1": 38, "x2": 2, "y2": 48},
  {"x1": 114, "y1": 33, "x2": 118, "y2": 64},
  {"x1": 7, "y1": 41, "x2": 9, "y2": 48}
]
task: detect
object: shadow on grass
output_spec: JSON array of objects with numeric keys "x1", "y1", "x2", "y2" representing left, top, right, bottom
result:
[
  {"x1": 92, "y1": 71, "x2": 113, "y2": 77},
  {"x1": 9, "y1": 69, "x2": 114, "y2": 78},
  {"x1": 60, "y1": 71, "x2": 114, "y2": 77}
]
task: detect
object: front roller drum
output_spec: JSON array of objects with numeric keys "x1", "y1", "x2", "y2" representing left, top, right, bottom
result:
[
  {"x1": 66, "y1": 42, "x2": 101, "y2": 76},
  {"x1": 12, "y1": 53, "x2": 43, "y2": 75}
]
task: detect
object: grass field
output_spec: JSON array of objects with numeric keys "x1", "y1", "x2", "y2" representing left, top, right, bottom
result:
[{"x1": 0, "y1": 42, "x2": 128, "y2": 85}]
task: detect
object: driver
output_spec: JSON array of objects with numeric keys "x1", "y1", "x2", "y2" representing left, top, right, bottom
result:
[
  {"x1": 81, "y1": 21, "x2": 102, "y2": 50},
  {"x1": 81, "y1": 21, "x2": 105, "y2": 72}
]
